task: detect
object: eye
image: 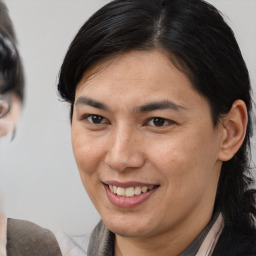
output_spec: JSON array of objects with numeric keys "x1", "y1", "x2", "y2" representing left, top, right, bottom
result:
[
  {"x1": 85, "y1": 114, "x2": 109, "y2": 124},
  {"x1": 147, "y1": 117, "x2": 174, "y2": 127}
]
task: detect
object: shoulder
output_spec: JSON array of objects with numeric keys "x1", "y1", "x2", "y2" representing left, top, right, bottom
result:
[
  {"x1": 213, "y1": 226, "x2": 256, "y2": 256},
  {"x1": 7, "y1": 218, "x2": 62, "y2": 256}
]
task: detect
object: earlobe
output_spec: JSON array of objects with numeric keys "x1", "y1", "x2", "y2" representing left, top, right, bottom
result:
[{"x1": 218, "y1": 100, "x2": 248, "y2": 162}]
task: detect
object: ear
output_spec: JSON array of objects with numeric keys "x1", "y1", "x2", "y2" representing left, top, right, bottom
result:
[{"x1": 218, "y1": 100, "x2": 248, "y2": 162}]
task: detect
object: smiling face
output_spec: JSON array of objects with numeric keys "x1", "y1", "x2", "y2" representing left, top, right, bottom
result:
[{"x1": 72, "y1": 50, "x2": 225, "y2": 244}]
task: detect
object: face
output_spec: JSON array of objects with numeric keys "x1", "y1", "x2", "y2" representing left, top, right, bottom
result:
[
  {"x1": 0, "y1": 93, "x2": 21, "y2": 138},
  {"x1": 72, "y1": 50, "x2": 225, "y2": 240}
]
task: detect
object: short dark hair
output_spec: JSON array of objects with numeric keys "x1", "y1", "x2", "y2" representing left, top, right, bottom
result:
[
  {"x1": 0, "y1": 0, "x2": 24, "y2": 102},
  {"x1": 57, "y1": 0, "x2": 255, "y2": 243}
]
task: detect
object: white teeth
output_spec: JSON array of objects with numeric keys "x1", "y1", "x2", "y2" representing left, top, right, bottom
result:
[
  {"x1": 108, "y1": 185, "x2": 155, "y2": 197},
  {"x1": 142, "y1": 186, "x2": 147, "y2": 193},
  {"x1": 125, "y1": 187, "x2": 135, "y2": 197},
  {"x1": 116, "y1": 187, "x2": 125, "y2": 196},
  {"x1": 134, "y1": 186, "x2": 142, "y2": 195}
]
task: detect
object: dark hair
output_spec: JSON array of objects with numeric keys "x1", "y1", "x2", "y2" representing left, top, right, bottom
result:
[
  {"x1": 58, "y1": 0, "x2": 256, "y2": 247},
  {"x1": 0, "y1": 0, "x2": 24, "y2": 102}
]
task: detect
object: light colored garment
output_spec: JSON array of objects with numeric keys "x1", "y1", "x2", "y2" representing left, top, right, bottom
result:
[
  {"x1": 55, "y1": 231, "x2": 89, "y2": 256},
  {"x1": 0, "y1": 214, "x2": 7, "y2": 256},
  {"x1": 196, "y1": 213, "x2": 223, "y2": 256}
]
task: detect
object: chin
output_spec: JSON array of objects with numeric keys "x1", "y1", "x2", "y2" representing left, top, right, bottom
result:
[
  {"x1": 108, "y1": 225, "x2": 147, "y2": 238},
  {"x1": 102, "y1": 214, "x2": 153, "y2": 238}
]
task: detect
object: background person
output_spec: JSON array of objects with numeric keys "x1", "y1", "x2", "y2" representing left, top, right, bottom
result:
[
  {"x1": 0, "y1": 1, "x2": 24, "y2": 254},
  {"x1": 57, "y1": 0, "x2": 256, "y2": 255},
  {"x1": 0, "y1": 1, "x2": 62, "y2": 255}
]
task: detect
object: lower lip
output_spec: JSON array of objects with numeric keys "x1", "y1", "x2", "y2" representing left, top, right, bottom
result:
[{"x1": 104, "y1": 185, "x2": 158, "y2": 208}]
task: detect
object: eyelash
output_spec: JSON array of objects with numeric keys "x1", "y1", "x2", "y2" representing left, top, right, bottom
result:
[
  {"x1": 83, "y1": 114, "x2": 109, "y2": 125},
  {"x1": 145, "y1": 117, "x2": 175, "y2": 127},
  {"x1": 83, "y1": 114, "x2": 175, "y2": 128}
]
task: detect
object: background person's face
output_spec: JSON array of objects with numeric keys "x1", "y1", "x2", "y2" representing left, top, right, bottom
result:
[
  {"x1": 0, "y1": 94, "x2": 21, "y2": 138},
  {"x1": 71, "y1": 50, "x2": 225, "y2": 241}
]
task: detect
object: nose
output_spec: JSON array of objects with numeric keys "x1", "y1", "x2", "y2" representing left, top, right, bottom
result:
[{"x1": 104, "y1": 126, "x2": 145, "y2": 172}]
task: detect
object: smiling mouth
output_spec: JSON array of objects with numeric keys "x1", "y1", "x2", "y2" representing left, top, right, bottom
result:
[{"x1": 108, "y1": 184, "x2": 158, "y2": 197}]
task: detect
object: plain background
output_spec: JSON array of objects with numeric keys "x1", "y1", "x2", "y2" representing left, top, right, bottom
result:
[{"x1": 0, "y1": 0, "x2": 255, "y2": 235}]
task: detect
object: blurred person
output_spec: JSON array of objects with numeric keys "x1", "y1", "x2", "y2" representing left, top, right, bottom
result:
[
  {"x1": 57, "y1": 0, "x2": 256, "y2": 255},
  {"x1": 0, "y1": 1, "x2": 62, "y2": 255},
  {"x1": 0, "y1": 1, "x2": 24, "y2": 254}
]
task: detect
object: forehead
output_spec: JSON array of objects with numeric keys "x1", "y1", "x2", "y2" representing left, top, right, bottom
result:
[{"x1": 77, "y1": 50, "x2": 195, "y2": 95}]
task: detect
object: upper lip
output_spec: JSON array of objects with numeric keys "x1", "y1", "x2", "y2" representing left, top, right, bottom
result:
[{"x1": 103, "y1": 180, "x2": 158, "y2": 188}]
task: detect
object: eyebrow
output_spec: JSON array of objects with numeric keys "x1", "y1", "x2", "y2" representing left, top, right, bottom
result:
[
  {"x1": 75, "y1": 97, "x2": 186, "y2": 113},
  {"x1": 135, "y1": 100, "x2": 187, "y2": 112},
  {"x1": 75, "y1": 97, "x2": 109, "y2": 110}
]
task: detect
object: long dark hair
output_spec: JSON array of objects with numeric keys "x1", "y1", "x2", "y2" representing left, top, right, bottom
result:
[{"x1": 58, "y1": 0, "x2": 256, "y2": 248}]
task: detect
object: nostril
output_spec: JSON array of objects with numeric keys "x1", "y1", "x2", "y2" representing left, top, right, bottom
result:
[{"x1": 105, "y1": 150, "x2": 145, "y2": 172}]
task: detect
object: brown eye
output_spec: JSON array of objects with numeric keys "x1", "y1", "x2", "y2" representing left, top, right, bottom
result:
[
  {"x1": 147, "y1": 117, "x2": 174, "y2": 127},
  {"x1": 86, "y1": 114, "x2": 107, "y2": 124},
  {"x1": 152, "y1": 118, "x2": 165, "y2": 126}
]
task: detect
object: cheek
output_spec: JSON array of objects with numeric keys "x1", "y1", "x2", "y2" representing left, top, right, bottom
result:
[
  {"x1": 150, "y1": 133, "x2": 221, "y2": 219},
  {"x1": 71, "y1": 127, "x2": 100, "y2": 177},
  {"x1": 71, "y1": 129, "x2": 104, "y2": 203},
  {"x1": 149, "y1": 128, "x2": 220, "y2": 189}
]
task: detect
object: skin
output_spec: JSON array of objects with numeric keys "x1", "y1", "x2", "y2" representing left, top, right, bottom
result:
[
  {"x1": 71, "y1": 50, "x2": 246, "y2": 256},
  {"x1": 0, "y1": 94, "x2": 21, "y2": 137}
]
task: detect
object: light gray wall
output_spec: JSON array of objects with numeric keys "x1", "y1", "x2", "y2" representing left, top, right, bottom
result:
[{"x1": 0, "y1": 0, "x2": 255, "y2": 235}]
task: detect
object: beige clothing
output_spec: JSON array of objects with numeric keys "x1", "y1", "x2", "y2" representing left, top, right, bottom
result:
[
  {"x1": 0, "y1": 213, "x2": 6, "y2": 256},
  {"x1": 196, "y1": 213, "x2": 224, "y2": 256}
]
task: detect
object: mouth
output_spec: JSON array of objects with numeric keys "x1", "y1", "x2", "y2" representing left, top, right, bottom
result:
[
  {"x1": 103, "y1": 181, "x2": 159, "y2": 208},
  {"x1": 108, "y1": 184, "x2": 157, "y2": 197}
]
